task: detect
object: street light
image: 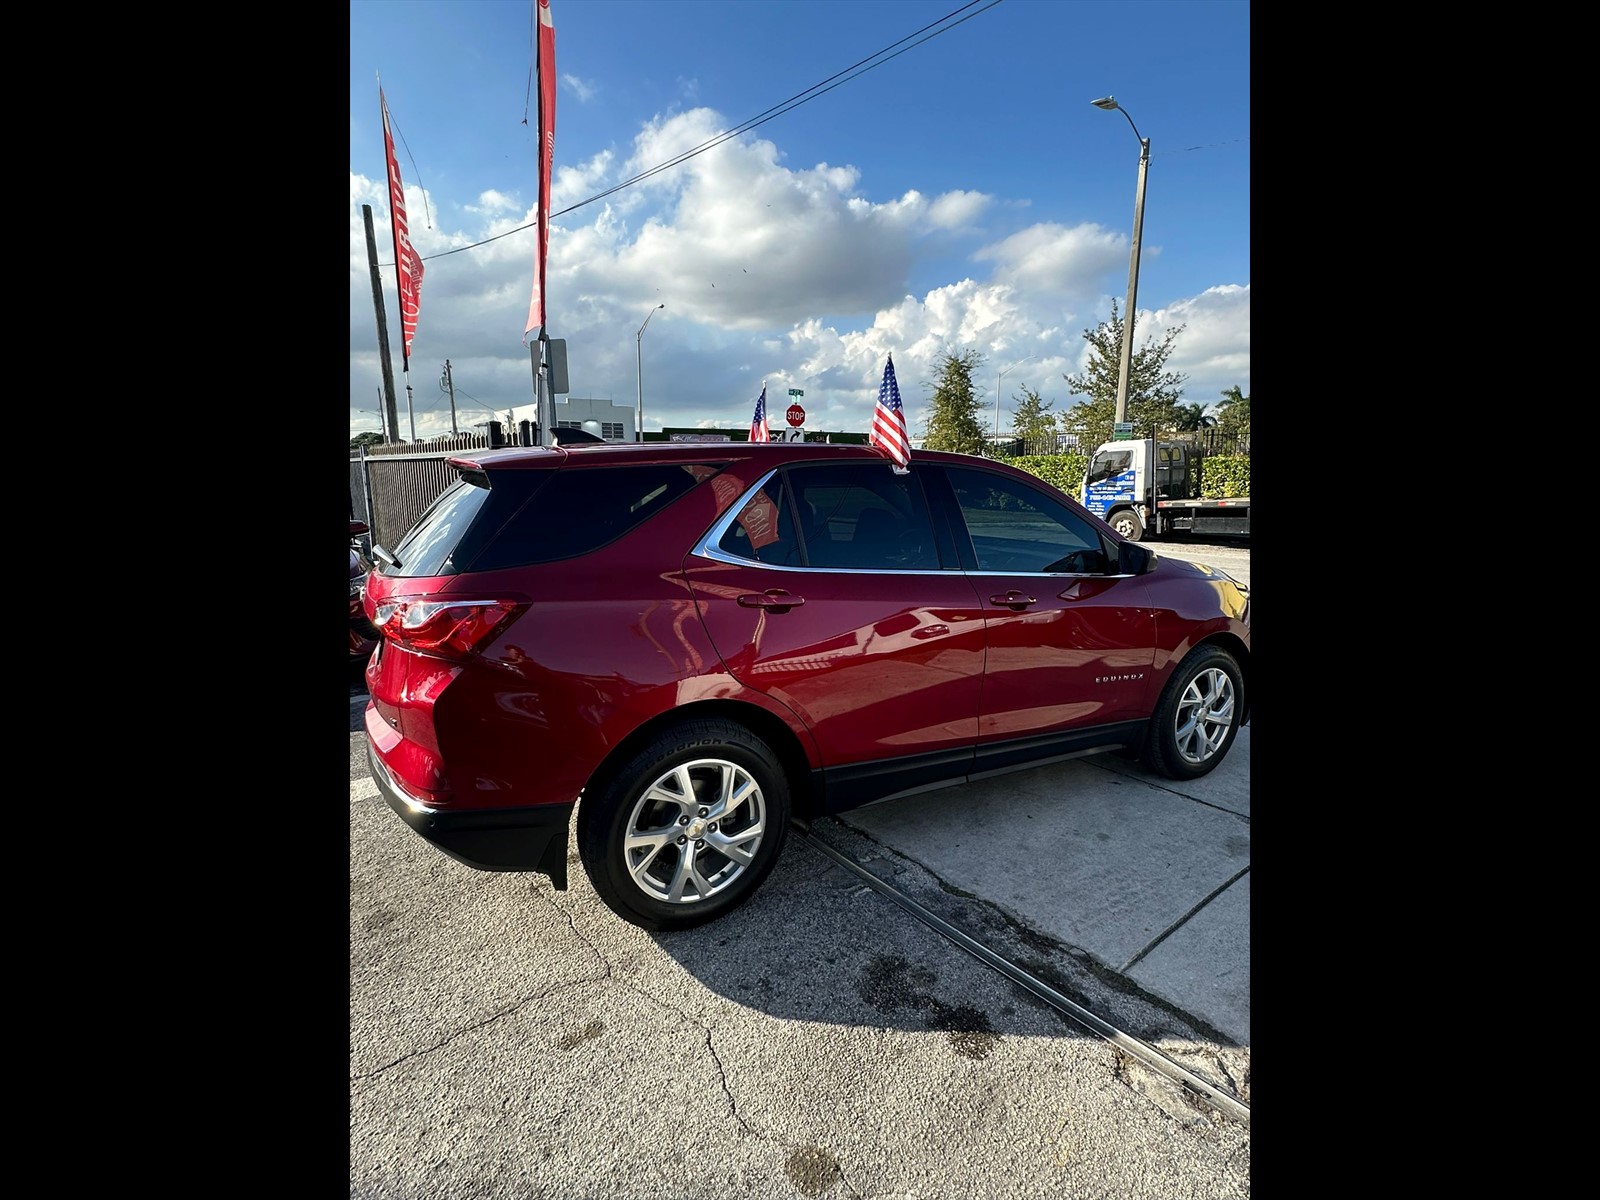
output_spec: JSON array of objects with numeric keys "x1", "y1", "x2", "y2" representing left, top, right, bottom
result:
[
  {"x1": 1091, "y1": 95, "x2": 1150, "y2": 428},
  {"x1": 635, "y1": 303, "x2": 664, "y2": 442},
  {"x1": 995, "y1": 355, "x2": 1035, "y2": 439}
]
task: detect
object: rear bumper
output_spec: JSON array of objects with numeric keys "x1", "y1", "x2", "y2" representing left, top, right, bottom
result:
[{"x1": 366, "y1": 741, "x2": 573, "y2": 888}]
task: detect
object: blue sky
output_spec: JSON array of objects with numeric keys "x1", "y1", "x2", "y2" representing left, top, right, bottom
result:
[{"x1": 350, "y1": 0, "x2": 1249, "y2": 441}]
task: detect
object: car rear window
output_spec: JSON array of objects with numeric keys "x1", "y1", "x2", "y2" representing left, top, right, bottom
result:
[{"x1": 383, "y1": 462, "x2": 720, "y2": 576}]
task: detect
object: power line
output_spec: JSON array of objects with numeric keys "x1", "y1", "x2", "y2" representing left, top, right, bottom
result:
[{"x1": 412, "y1": 0, "x2": 1002, "y2": 265}]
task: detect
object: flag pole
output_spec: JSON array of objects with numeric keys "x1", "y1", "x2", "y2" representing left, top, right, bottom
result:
[
  {"x1": 361, "y1": 204, "x2": 402, "y2": 444},
  {"x1": 537, "y1": 334, "x2": 551, "y2": 446}
]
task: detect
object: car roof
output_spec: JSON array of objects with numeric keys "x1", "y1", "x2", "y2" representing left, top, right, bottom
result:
[{"x1": 446, "y1": 442, "x2": 999, "y2": 472}]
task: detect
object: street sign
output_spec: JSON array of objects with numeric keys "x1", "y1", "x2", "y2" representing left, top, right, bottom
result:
[
  {"x1": 781, "y1": 427, "x2": 805, "y2": 442},
  {"x1": 1113, "y1": 422, "x2": 1134, "y2": 438},
  {"x1": 786, "y1": 403, "x2": 805, "y2": 427}
]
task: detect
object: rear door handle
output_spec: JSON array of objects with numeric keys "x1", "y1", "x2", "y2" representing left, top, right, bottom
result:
[
  {"x1": 737, "y1": 590, "x2": 806, "y2": 612},
  {"x1": 989, "y1": 591, "x2": 1037, "y2": 611}
]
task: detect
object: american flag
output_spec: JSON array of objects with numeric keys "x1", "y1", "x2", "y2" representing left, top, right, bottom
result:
[
  {"x1": 749, "y1": 384, "x2": 770, "y2": 442},
  {"x1": 870, "y1": 354, "x2": 911, "y2": 470}
]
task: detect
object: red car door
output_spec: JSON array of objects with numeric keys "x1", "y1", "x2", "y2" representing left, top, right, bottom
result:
[
  {"x1": 941, "y1": 464, "x2": 1158, "y2": 742},
  {"x1": 684, "y1": 463, "x2": 987, "y2": 771}
]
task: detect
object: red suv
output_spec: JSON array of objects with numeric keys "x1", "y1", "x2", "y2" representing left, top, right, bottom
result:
[{"x1": 362, "y1": 442, "x2": 1250, "y2": 930}]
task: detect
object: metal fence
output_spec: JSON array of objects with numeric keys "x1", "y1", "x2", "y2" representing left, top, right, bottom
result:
[
  {"x1": 1006, "y1": 427, "x2": 1249, "y2": 458},
  {"x1": 351, "y1": 433, "x2": 497, "y2": 551}
]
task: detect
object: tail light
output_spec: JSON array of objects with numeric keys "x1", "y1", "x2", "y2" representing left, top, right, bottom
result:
[{"x1": 364, "y1": 593, "x2": 527, "y2": 660}]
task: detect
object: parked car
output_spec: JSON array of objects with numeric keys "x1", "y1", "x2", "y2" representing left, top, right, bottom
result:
[
  {"x1": 360, "y1": 442, "x2": 1251, "y2": 931},
  {"x1": 350, "y1": 520, "x2": 380, "y2": 673}
]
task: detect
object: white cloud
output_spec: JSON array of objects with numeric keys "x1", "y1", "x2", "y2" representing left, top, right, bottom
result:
[
  {"x1": 974, "y1": 223, "x2": 1131, "y2": 300},
  {"x1": 1139, "y1": 285, "x2": 1251, "y2": 409},
  {"x1": 561, "y1": 73, "x2": 595, "y2": 102},
  {"x1": 925, "y1": 190, "x2": 990, "y2": 230},
  {"x1": 352, "y1": 108, "x2": 1248, "y2": 441}
]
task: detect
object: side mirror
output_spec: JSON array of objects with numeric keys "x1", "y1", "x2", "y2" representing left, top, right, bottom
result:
[{"x1": 1118, "y1": 541, "x2": 1154, "y2": 576}]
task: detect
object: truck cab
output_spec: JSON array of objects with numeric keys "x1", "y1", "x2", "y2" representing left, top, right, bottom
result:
[{"x1": 1081, "y1": 438, "x2": 1199, "y2": 541}]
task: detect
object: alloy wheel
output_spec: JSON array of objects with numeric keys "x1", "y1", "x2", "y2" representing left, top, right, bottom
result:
[
  {"x1": 1172, "y1": 666, "x2": 1236, "y2": 765},
  {"x1": 622, "y1": 757, "x2": 768, "y2": 905}
]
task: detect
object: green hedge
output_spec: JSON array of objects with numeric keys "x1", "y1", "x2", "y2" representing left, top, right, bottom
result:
[
  {"x1": 1008, "y1": 453, "x2": 1249, "y2": 500},
  {"x1": 1011, "y1": 454, "x2": 1088, "y2": 494},
  {"x1": 1195, "y1": 456, "x2": 1250, "y2": 499}
]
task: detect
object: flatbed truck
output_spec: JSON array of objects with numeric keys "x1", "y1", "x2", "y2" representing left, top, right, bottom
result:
[{"x1": 1080, "y1": 437, "x2": 1249, "y2": 542}]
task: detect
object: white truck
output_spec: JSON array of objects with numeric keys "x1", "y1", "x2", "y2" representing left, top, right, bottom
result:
[{"x1": 1080, "y1": 437, "x2": 1249, "y2": 542}]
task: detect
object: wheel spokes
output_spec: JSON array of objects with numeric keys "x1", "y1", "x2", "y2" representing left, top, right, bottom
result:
[
  {"x1": 624, "y1": 826, "x2": 674, "y2": 883},
  {"x1": 624, "y1": 757, "x2": 767, "y2": 904},
  {"x1": 707, "y1": 763, "x2": 758, "y2": 823},
  {"x1": 664, "y1": 843, "x2": 717, "y2": 902},
  {"x1": 1175, "y1": 669, "x2": 1236, "y2": 762},
  {"x1": 643, "y1": 764, "x2": 698, "y2": 814},
  {"x1": 707, "y1": 820, "x2": 764, "y2": 867}
]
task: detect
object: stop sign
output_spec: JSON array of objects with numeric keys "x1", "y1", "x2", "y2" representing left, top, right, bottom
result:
[{"x1": 786, "y1": 403, "x2": 805, "y2": 427}]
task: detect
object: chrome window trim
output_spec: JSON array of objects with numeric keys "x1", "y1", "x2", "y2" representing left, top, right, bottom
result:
[{"x1": 693, "y1": 467, "x2": 1122, "y2": 577}]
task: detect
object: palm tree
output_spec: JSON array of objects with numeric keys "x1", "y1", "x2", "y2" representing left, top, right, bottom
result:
[
  {"x1": 1173, "y1": 402, "x2": 1217, "y2": 432},
  {"x1": 1215, "y1": 385, "x2": 1250, "y2": 454},
  {"x1": 1217, "y1": 386, "x2": 1250, "y2": 422}
]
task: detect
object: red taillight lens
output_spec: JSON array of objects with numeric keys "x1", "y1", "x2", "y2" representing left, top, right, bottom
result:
[{"x1": 366, "y1": 594, "x2": 527, "y2": 659}]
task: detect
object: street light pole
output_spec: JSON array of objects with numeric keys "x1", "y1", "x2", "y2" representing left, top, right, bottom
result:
[
  {"x1": 635, "y1": 303, "x2": 664, "y2": 442},
  {"x1": 1092, "y1": 96, "x2": 1150, "y2": 429},
  {"x1": 995, "y1": 355, "x2": 1036, "y2": 439}
]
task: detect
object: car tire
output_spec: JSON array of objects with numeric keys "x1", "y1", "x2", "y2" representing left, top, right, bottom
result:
[
  {"x1": 1139, "y1": 644, "x2": 1244, "y2": 780},
  {"x1": 1110, "y1": 508, "x2": 1144, "y2": 541},
  {"x1": 577, "y1": 718, "x2": 791, "y2": 931}
]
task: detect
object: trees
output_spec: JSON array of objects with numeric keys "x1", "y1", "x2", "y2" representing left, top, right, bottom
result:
[
  {"x1": 1173, "y1": 402, "x2": 1216, "y2": 432},
  {"x1": 1059, "y1": 299, "x2": 1188, "y2": 447},
  {"x1": 1011, "y1": 385, "x2": 1059, "y2": 450},
  {"x1": 919, "y1": 349, "x2": 989, "y2": 455},
  {"x1": 1216, "y1": 385, "x2": 1250, "y2": 441},
  {"x1": 350, "y1": 431, "x2": 386, "y2": 450}
]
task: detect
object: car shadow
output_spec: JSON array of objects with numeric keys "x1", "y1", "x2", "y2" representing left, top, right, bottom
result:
[
  {"x1": 633, "y1": 814, "x2": 1244, "y2": 1058},
  {"x1": 350, "y1": 729, "x2": 1249, "y2": 1105}
]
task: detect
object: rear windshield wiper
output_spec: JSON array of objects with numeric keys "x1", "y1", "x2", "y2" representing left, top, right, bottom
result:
[{"x1": 372, "y1": 542, "x2": 400, "y2": 569}]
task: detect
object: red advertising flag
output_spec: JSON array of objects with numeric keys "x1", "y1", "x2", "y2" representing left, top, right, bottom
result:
[
  {"x1": 381, "y1": 87, "x2": 424, "y2": 368},
  {"x1": 524, "y1": 0, "x2": 557, "y2": 343}
]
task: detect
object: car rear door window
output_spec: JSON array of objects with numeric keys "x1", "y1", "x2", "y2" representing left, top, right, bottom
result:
[
  {"x1": 788, "y1": 463, "x2": 942, "y2": 570},
  {"x1": 717, "y1": 478, "x2": 804, "y2": 567}
]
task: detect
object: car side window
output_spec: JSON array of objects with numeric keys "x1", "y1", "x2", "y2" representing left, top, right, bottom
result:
[
  {"x1": 946, "y1": 465, "x2": 1115, "y2": 574},
  {"x1": 717, "y1": 481, "x2": 803, "y2": 567},
  {"x1": 784, "y1": 463, "x2": 942, "y2": 570}
]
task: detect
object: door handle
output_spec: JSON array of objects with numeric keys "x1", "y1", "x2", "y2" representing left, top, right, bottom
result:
[
  {"x1": 989, "y1": 591, "x2": 1037, "y2": 611},
  {"x1": 737, "y1": 590, "x2": 806, "y2": 612}
]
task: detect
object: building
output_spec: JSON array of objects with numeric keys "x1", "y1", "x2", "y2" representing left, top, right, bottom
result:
[{"x1": 552, "y1": 396, "x2": 635, "y2": 442}]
